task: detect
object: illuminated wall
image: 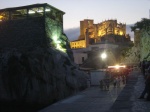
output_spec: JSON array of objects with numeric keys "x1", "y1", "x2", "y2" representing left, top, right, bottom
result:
[
  {"x1": 70, "y1": 19, "x2": 126, "y2": 49},
  {"x1": 97, "y1": 20, "x2": 126, "y2": 37},
  {"x1": 79, "y1": 19, "x2": 94, "y2": 40},
  {"x1": 70, "y1": 40, "x2": 86, "y2": 49}
]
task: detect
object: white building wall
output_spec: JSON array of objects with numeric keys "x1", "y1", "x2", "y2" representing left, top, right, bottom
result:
[
  {"x1": 90, "y1": 70, "x2": 106, "y2": 86},
  {"x1": 72, "y1": 43, "x2": 118, "y2": 65},
  {"x1": 89, "y1": 44, "x2": 118, "y2": 50},
  {"x1": 73, "y1": 53, "x2": 88, "y2": 65}
]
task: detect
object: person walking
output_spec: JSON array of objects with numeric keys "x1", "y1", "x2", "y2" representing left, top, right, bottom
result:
[
  {"x1": 104, "y1": 78, "x2": 110, "y2": 90},
  {"x1": 142, "y1": 60, "x2": 146, "y2": 77},
  {"x1": 122, "y1": 75, "x2": 126, "y2": 84},
  {"x1": 113, "y1": 77, "x2": 117, "y2": 87},
  {"x1": 99, "y1": 80, "x2": 104, "y2": 90},
  {"x1": 146, "y1": 74, "x2": 150, "y2": 101}
]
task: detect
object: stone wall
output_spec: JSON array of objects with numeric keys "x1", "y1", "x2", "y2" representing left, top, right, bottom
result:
[
  {"x1": 0, "y1": 47, "x2": 88, "y2": 111},
  {"x1": 0, "y1": 17, "x2": 46, "y2": 50}
]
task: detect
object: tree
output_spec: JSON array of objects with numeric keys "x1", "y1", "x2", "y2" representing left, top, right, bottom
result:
[
  {"x1": 131, "y1": 18, "x2": 150, "y2": 61},
  {"x1": 131, "y1": 18, "x2": 150, "y2": 35}
]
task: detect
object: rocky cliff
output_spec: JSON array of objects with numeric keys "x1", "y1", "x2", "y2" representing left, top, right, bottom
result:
[{"x1": 0, "y1": 47, "x2": 88, "y2": 111}]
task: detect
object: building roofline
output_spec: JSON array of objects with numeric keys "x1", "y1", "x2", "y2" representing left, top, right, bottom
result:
[{"x1": 0, "y1": 3, "x2": 65, "y2": 14}]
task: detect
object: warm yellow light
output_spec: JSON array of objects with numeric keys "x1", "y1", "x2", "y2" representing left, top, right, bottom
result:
[
  {"x1": 115, "y1": 65, "x2": 119, "y2": 69},
  {"x1": 120, "y1": 31, "x2": 123, "y2": 35},
  {"x1": 108, "y1": 65, "x2": 126, "y2": 69},
  {"x1": 0, "y1": 15, "x2": 3, "y2": 21},
  {"x1": 0, "y1": 15, "x2": 3, "y2": 19}
]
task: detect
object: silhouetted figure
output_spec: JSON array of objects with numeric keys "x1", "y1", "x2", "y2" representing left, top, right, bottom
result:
[
  {"x1": 138, "y1": 77, "x2": 149, "y2": 99},
  {"x1": 122, "y1": 75, "x2": 126, "y2": 84},
  {"x1": 104, "y1": 79, "x2": 110, "y2": 90},
  {"x1": 141, "y1": 61, "x2": 146, "y2": 77},
  {"x1": 99, "y1": 80, "x2": 104, "y2": 90},
  {"x1": 146, "y1": 65, "x2": 150, "y2": 101},
  {"x1": 139, "y1": 65, "x2": 150, "y2": 101}
]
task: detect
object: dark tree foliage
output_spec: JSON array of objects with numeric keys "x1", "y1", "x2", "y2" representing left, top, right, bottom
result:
[{"x1": 131, "y1": 18, "x2": 150, "y2": 35}]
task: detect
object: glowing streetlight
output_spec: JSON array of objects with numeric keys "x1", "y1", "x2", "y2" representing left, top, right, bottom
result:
[{"x1": 101, "y1": 52, "x2": 107, "y2": 60}]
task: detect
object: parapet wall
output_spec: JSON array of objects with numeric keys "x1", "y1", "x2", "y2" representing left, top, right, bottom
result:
[{"x1": 0, "y1": 17, "x2": 46, "y2": 50}]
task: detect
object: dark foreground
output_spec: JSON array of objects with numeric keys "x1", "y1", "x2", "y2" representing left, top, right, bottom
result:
[
  {"x1": 1, "y1": 70, "x2": 150, "y2": 112},
  {"x1": 0, "y1": 101, "x2": 46, "y2": 112},
  {"x1": 39, "y1": 70, "x2": 150, "y2": 112}
]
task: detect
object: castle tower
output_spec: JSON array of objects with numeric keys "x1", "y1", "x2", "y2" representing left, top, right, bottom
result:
[
  {"x1": 78, "y1": 19, "x2": 94, "y2": 40},
  {"x1": 70, "y1": 19, "x2": 131, "y2": 49},
  {"x1": 85, "y1": 28, "x2": 89, "y2": 47}
]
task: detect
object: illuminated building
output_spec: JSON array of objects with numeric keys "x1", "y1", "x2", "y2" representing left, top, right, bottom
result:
[
  {"x1": 0, "y1": 3, "x2": 67, "y2": 52},
  {"x1": 70, "y1": 19, "x2": 131, "y2": 49},
  {"x1": 70, "y1": 19, "x2": 133, "y2": 66}
]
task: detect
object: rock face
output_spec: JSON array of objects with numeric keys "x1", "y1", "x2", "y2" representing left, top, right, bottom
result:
[
  {"x1": 0, "y1": 47, "x2": 88, "y2": 108},
  {"x1": 0, "y1": 4, "x2": 88, "y2": 110}
]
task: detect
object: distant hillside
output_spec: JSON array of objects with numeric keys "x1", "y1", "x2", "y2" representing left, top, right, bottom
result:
[
  {"x1": 64, "y1": 27, "x2": 80, "y2": 41},
  {"x1": 64, "y1": 24, "x2": 134, "y2": 41}
]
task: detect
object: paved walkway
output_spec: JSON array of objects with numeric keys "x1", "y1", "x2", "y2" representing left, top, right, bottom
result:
[
  {"x1": 109, "y1": 71, "x2": 150, "y2": 112},
  {"x1": 39, "y1": 77, "x2": 125, "y2": 112},
  {"x1": 39, "y1": 70, "x2": 150, "y2": 112}
]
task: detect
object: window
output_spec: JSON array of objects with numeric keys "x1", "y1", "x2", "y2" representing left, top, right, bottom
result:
[
  {"x1": 28, "y1": 7, "x2": 44, "y2": 17},
  {"x1": 0, "y1": 11, "x2": 9, "y2": 21},
  {"x1": 11, "y1": 9, "x2": 27, "y2": 20}
]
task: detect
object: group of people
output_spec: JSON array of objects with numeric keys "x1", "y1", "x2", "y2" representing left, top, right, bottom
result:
[
  {"x1": 113, "y1": 76, "x2": 126, "y2": 88},
  {"x1": 138, "y1": 60, "x2": 150, "y2": 101},
  {"x1": 99, "y1": 61, "x2": 150, "y2": 101},
  {"x1": 99, "y1": 68, "x2": 129, "y2": 90},
  {"x1": 99, "y1": 78, "x2": 110, "y2": 90}
]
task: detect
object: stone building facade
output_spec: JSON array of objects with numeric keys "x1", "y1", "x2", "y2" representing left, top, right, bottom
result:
[{"x1": 70, "y1": 19, "x2": 131, "y2": 49}]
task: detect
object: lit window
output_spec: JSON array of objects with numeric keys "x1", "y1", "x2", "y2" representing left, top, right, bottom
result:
[{"x1": 28, "y1": 7, "x2": 44, "y2": 17}]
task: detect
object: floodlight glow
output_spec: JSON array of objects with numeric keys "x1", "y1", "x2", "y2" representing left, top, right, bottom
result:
[
  {"x1": 115, "y1": 65, "x2": 119, "y2": 69},
  {"x1": 52, "y1": 34, "x2": 66, "y2": 52},
  {"x1": 37, "y1": 10, "x2": 43, "y2": 13},
  {"x1": 108, "y1": 65, "x2": 126, "y2": 69},
  {"x1": 101, "y1": 52, "x2": 107, "y2": 59},
  {"x1": 28, "y1": 10, "x2": 35, "y2": 14},
  {"x1": 56, "y1": 43, "x2": 66, "y2": 52},
  {"x1": 45, "y1": 9, "x2": 51, "y2": 12}
]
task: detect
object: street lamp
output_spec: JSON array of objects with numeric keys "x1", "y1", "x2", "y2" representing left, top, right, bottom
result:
[
  {"x1": 101, "y1": 52, "x2": 107, "y2": 60},
  {"x1": 101, "y1": 52, "x2": 107, "y2": 69}
]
